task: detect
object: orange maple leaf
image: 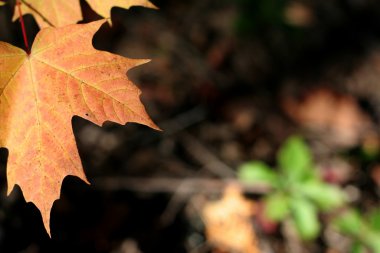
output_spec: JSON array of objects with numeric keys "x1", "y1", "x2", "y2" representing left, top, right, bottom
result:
[
  {"x1": 86, "y1": 0, "x2": 157, "y2": 20},
  {"x1": 13, "y1": 0, "x2": 157, "y2": 28},
  {"x1": 13, "y1": 0, "x2": 82, "y2": 28},
  {"x1": 0, "y1": 19, "x2": 158, "y2": 236}
]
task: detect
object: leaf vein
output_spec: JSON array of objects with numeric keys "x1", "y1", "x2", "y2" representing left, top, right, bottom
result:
[
  {"x1": 80, "y1": 82, "x2": 99, "y2": 122},
  {"x1": 42, "y1": 122, "x2": 79, "y2": 172}
]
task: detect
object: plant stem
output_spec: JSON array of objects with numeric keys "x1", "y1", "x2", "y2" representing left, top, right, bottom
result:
[{"x1": 16, "y1": 0, "x2": 30, "y2": 54}]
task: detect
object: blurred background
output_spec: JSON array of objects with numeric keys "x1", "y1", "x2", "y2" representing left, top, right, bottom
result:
[{"x1": 2, "y1": 0, "x2": 380, "y2": 252}]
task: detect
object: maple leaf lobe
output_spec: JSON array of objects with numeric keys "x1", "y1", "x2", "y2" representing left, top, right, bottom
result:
[
  {"x1": 86, "y1": 0, "x2": 158, "y2": 19},
  {"x1": 14, "y1": 0, "x2": 157, "y2": 28},
  {"x1": 13, "y1": 0, "x2": 82, "y2": 28}
]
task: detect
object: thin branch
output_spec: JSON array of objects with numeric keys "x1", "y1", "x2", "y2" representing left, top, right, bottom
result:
[
  {"x1": 179, "y1": 132, "x2": 236, "y2": 178},
  {"x1": 92, "y1": 177, "x2": 270, "y2": 194}
]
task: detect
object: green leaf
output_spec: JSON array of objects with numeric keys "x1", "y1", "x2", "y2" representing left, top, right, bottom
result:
[
  {"x1": 300, "y1": 181, "x2": 345, "y2": 211},
  {"x1": 334, "y1": 209, "x2": 362, "y2": 236},
  {"x1": 364, "y1": 232, "x2": 380, "y2": 253},
  {"x1": 368, "y1": 209, "x2": 380, "y2": 232},
  {"x1": 291, "y1": 198, "x2": 320, "y2": 240},
  {"x1": 277, "y1": 135, "x2": 313, "y2": 180},
  {"x1": 335, "y1": 209, "x2": 380, "y2": 253},
  {"x1": 238, "y1": 161, "x2": 277, "y2": 186},
  {"x1": 351, "y1": 242, "x2": 364, "y2": 253},
  {"x1": 264, "y1": 192, "x2": 290, "y2": 221}
]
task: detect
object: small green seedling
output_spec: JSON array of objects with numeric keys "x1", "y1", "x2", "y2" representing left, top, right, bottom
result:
[
  {"x1": 238, "y1": 135, "x2": 346, "y2": 240},
  {"x1": 334, "y1": 209, "x2": 380, "y2": 253}
]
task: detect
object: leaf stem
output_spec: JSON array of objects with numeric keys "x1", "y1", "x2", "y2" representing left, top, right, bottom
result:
[{"x1": 16, "y1": 0, "x2": 30, "y2": 54}]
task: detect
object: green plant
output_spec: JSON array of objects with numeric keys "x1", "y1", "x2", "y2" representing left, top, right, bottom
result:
[
  {"x1": 334, "y1": 209, "x2": 380, "y2": 253},
  {"x1": 238, "y1": 135, "x2": 346, "y2": 240}
]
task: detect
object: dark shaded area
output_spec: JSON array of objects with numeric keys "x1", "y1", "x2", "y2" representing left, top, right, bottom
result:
[{"x1": 2, "y1": 0, "x2": 380, "y2": 252}]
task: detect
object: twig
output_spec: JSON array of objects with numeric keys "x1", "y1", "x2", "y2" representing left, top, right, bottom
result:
[
  {"x1": 159, "y1": 168, "x2": 210, "y2": 226},
  {"x1": 179, "y1": 132, "x2": 236, "y2": 178},
  {"x1": 92, "y1": 177, "x2": 270, "y2": 194},
  {"x1": 159, "y1": 179, "x2": 193, "y2": 226},
  {"x1": 159, "y1": 106, "x2": 207, "y2": 136}
]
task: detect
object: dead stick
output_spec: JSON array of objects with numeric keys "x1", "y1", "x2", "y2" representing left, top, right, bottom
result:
[{"x1": 92, "y1": 177, "x2": 270, "y2": 194}]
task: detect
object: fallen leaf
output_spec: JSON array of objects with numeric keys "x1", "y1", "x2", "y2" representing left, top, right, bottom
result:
[
  {"x1": 0, "y1": 20, "x2": 158, "y2": 236},
  {"x1": 13, "y1": 0, "x2": 156, "y2": 28},
  {"x1": 284, "y1": 2, "x2": 314, "y2": 27},
  {"x1": 202, "y1": 184, "x2": 260, "y2": 253},
  {"x1": 283, "y1": 88, "x2": 370, "y2": 147}
]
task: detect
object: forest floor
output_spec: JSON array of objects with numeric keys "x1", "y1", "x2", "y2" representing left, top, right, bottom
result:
[{"x1": 2, "y1": 0, "x2": 380, "y2": 252}]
